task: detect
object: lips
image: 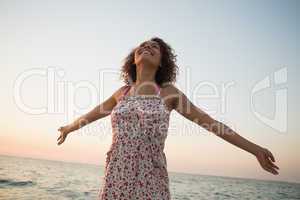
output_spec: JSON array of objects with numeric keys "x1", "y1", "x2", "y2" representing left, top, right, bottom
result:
[
  {"x1": 139, "y1": 48, "x2": 154, "y2": 56},
  {"x1": 142, "y1": 51, "x2": 151, "y2": 55}
]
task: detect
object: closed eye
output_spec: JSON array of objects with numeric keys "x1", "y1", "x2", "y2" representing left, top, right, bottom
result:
[
  {"x1": 139, "y1": 42, "x2": 159, "y2": 48},
  {"x1": 151, "y1": 44, "x2": 159, "y2": 49}
]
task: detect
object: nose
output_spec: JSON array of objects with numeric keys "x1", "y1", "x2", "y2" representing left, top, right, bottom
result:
[
  {"x1": 144, "y1": 43, "x2": 151, "y2": 49},
  {"x1": 142, "y1": 44, "x2": 151, "y2": 52},
  {"x1": 138, "y1": 44, "x2": 153, "y2": 55}
]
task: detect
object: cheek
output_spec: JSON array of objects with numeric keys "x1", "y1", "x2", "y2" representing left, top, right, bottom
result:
[{"x1": 134, "y1": 52, "x2": 139, "y2": 61}]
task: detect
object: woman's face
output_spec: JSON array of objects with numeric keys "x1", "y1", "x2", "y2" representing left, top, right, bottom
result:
[{"x1": 134, "y1": 40, "x2": 161, "y2": 69}]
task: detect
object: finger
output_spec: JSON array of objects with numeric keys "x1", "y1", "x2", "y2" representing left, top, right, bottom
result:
[
  {"x1": 264, "y1": 155, "x2": 274, "y2": 169},
  {"x1": 263, "y1": 164, "x2": 278, "y2": 175},
  {"x1": 273, "y1": 164, "x2": 279, "y2": 170},
  {"x1": 267, "y1": 157, "x2": 278, "y2": 168},
  {"x1": 264, "y1": 160, "x2": 279, "y2": 175},
  {"x1": 263, "y1": 159, "x2": 272, "y2": 171},
  {"x1": 257, "y1": 154, "x2": 278, "y2": 175},
  {"x1": 260, "y1": 155, "x2": 276, "y2": 174},
  {"x1": 57, "y1": 136, "x2": 61, "y2": 141},
  {"x1": 262, "y1": 165, "x2": 273, "y2": 174},
  {"x1": 266, "y1": 157, "x2": 279, "y2": 170},
  {"x1": 270, "y1": 167, "x2": 279, "y2": 175},
  {"x1": 266, "y1": 162, "x2": 279, "y2": 174},
  {"x1": 57, "y1": 139, "x2": 63, "y2": 145},
  {"x1": 62, "y1": 134, "x2": 67, "y2": 140},
  {"x1": 264, "y1": 153, "x2": 278, "y2": 168},
  {"x1": 267, "y1": 150, "x2": 275, "y2": 162},
  {"x1": 269, "y1": 168, "x2": 278, "y2": 175}
]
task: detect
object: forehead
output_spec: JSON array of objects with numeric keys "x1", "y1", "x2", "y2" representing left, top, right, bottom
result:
[{"x1": 139, "y1": 40, "x2": 159, "y2": 46}]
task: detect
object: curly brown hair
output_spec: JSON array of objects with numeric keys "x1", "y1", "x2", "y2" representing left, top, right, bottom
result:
[{"x1": 119, "y1": 37, "x2": 179, "y2": 87}]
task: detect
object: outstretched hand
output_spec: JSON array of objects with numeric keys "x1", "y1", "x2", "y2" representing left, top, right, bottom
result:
[
  {"x1": 57, "y1": 126, "x2": 70, "y2": 145},
  {"x1": 255, "y1": 147, "x2": 279, "y2": 175}
]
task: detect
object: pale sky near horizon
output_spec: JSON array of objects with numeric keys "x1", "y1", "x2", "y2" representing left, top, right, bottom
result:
[{"x1": 1, "y1": 0, "x2": 299, "y2": 183}]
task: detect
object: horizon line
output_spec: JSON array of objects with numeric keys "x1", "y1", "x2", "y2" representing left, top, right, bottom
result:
[{"x1": 1, "y1": 153, "x2": 299, "y2": 185}]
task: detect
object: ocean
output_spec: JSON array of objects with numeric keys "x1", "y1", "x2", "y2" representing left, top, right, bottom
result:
[{"x1": 0, "y1": 155, "x2": 299, "y2": 200}]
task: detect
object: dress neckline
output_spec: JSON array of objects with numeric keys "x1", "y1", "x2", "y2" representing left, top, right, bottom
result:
[
  {"x1": 123, "y1": 94, "x2": 161, "y2": 99},
  {"x1": 123, "y1": 83, "x2": 161, "y2": 98},
  {"x1": 120, "y1": 95, "x2": 171, "y2": 114},
  {"x1": 116, "y1": 85, "x2": 170, "y2": 114}
]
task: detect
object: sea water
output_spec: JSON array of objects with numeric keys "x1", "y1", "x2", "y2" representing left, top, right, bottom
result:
[{"x1": 0, "y1": 155, "x2": 299, "y2": 200}]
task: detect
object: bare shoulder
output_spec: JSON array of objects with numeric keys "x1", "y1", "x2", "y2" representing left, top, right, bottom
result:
[
  {"x1": 160, "y1": 82, "x2": 183, "y2": 98},
  {"x1": 160, "y1": 83, "x2": 181, "y2": 111},
  {"x1": 161, "y1": 83, "x2": 180, "y2": 93},
  {"x1": 112, "y1": 85, "x2": 130, "y2": 103},
  {"x1": 160, "y1": 83, "x2": 193, "y2": 113}
]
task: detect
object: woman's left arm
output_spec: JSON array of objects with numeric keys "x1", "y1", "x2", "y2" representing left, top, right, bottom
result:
[{"x1": 169, "y1": 84, "x2": 279, "y2": 175}]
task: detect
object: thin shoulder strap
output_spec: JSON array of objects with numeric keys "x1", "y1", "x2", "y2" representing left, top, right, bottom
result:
[
  {"x1": 122, "y1": 85, "x2": 131, "y2": 97},
  {"x1": 154, "y1": 83, "x2": 161, "y2": 95}
]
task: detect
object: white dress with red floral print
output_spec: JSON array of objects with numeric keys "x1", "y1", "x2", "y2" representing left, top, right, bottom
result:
[{"x1": 97, "y1": 84, "x2": 171, "y2": 200}]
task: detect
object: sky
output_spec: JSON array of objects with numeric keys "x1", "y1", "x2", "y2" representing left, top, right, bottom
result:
[{"x1": 0, "y1": 0, "x2": 299, "y2": 183}]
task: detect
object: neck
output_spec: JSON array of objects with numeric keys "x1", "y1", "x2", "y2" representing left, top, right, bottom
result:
[{"x1": 134, "y1": 62, "x2": 158, "y2": 86}]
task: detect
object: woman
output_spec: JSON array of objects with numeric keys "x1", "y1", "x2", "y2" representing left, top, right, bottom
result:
[{"x1": 57, "y1": 37, "x2": 279, "y2": 199}]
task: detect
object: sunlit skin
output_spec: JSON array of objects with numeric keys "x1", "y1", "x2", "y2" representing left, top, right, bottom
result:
[{"x1": 57, "y1": 40, "x2": 280, "y2": 175}]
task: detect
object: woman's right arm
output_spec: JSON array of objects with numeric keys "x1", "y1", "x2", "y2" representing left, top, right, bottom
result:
[{"x1": 57, "y1": 86, "x2": 126, "y2": 145}]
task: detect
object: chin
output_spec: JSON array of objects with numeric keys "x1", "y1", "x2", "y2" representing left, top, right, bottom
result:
[
  {"x1": 136, "y1": 57, "x2": 157, "y2": 66},
  {"x1": 138, "y1": 61, "x2": 157, "y2": 68}
]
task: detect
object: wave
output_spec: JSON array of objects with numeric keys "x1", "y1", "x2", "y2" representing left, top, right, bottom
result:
[{"x1": 0, "y1": 179, "x2": 35, "y2": 187}]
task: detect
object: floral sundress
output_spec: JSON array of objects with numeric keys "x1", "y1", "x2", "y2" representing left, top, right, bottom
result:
[{"x1": 97, "y1": 83, "x2": 171, "y2": 200}]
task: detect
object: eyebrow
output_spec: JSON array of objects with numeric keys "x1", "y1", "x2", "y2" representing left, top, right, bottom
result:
[{"x1": 140, "y1": 41, "x2": 159, "y2": 47}]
